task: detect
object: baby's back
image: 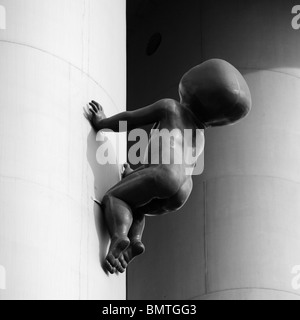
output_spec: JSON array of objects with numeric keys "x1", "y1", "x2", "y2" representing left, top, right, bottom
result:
[{"x1": 144, "y1": 100, "x2": 205, "y2": 176}]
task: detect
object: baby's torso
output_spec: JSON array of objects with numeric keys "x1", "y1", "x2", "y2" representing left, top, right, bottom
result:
[{"x1": 143, "y1": 102, "x2": 205, "y2": 175}]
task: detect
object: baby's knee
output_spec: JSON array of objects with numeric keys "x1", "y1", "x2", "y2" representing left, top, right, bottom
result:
[
  {"x1": 102, "y1": 193, "x2": 133, "y2": 212},
  {"x1": 101, "y1": 194, "x2": 110, "y2": 208},
  {"x1": 102, "y1": 193, "x2": 117, "y2": 207}
]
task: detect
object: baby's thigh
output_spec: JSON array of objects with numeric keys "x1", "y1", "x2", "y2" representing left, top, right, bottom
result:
[{"x1": 105, "y1": 167, "x2": 170, "y2": 208}]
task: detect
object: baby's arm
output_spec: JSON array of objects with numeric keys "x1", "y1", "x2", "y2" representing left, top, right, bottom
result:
[{"x1": 85, "y1": 100, "x2": 171, "y2": 132}]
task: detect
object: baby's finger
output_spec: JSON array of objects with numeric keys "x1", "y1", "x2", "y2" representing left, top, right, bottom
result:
[
  {"x1": 89, "y1": 106, "x2": 96, "y2": 115},
  {"x1": 85, "y1": 104, "x2": 93, "y2": 112},
  {"x1": 89, "y1": 102, "x2": 98, "y2": 113},
  {"x1": 89, "y1": 100, "x2": 97, "y2": 107},
  {"x1": 91, "y1": 100, "x2": 99, "y2": 108},
  {"x1": 83, "y1": 107, "x2": 92, "y2": 121},
  {"x1": 92, "y1": 100, "x2": 103, "y2": 111},
  {"x1": 83, "y1": 107, "x2": 90, "y2": 117}
]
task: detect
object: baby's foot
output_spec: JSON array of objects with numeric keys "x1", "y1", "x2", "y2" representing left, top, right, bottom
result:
[
  {"x1": 122, "y1": 163, "x2": 134, "y2": 179},
  {"x1": 104, "y1": 261, "x2": 116, "y2": 275},
  {"x1": 115, "y1": 260, "x2": 126, "y2": 274},
  {"x1": 105, "y1": 236, "x2": 130, "y2": 274},
  {"x1": 120, "y1": 240, "x2": 146, "y2": 268}
]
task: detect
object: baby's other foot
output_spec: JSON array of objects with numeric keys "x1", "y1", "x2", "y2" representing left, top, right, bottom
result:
[
  {"x1": 123, "y1": 240, "x2": 145, "y2": 265},
  {"x1": 115, "y1": 260, "x2": 126, "y2": 274},
  {"x1": 119, "y1": 254, "x2": 128, "y2": 270}
]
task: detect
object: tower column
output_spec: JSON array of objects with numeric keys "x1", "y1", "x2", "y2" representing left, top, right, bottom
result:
[{"x1": 0, "y1": 0, "x2": 126, "y2": 300}]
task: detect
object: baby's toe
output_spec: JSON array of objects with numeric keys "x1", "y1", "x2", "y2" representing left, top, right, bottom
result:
[
  {"x1": 105, "y1": 260, "x2": 116, "y2": 274},
  {"x1": 119, "y1": 255, "x2": 128, "y2": 269},
  {"x1": 115, "y1": 260, "x2": 126, "y2": 274}
]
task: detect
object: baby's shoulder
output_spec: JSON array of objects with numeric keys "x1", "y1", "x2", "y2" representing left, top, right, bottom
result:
[{"x1": 159, "y1": 98, "x2": 182, "y2": 115}]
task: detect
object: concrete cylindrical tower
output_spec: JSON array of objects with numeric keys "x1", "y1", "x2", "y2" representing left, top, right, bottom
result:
[
  {"x1": 0, "y1": 0, "x2": 126, "y2": 300},
  {"x1": 127, "y1": 0, "x2": 300, "y2": 300},
  {"x1": 197, "y1": 0, "x2": 300, "y2": 300}
]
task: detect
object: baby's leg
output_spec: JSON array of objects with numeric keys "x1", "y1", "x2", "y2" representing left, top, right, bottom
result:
[
  {"x1": 102, "y1": 196, "x2": 133, "y2": 274},
  {"x1": 118, "y1": 198, "x2": 171, "y2": 270},
  {"x1": 118, "y1": 179, "x2": 193, "y2": 269},
  {"x1": 119, "y1": 213, "x2": 146, "y2": 270},
  {"x1": 102, "y1": 167, "x2": 172, "y2": 274}
]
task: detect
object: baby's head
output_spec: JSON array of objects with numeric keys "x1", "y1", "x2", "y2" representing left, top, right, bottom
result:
[{"x1": 179, "y1": 59, "x2": 252, "y2": 128}]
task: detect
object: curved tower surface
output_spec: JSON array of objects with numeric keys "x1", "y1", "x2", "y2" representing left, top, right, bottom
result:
[{"x1": 0, "y1": 0, "x2": 126, "y2": 300}]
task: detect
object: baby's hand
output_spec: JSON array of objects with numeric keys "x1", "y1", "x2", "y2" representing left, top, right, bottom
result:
[{"x1": 84, "y1": 100, "x2": 106, "y2": 130}]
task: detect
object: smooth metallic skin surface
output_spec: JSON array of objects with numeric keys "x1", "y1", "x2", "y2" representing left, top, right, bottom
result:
[{"x1": 179, "y1": 59, "x2": 252, "y2": 127}]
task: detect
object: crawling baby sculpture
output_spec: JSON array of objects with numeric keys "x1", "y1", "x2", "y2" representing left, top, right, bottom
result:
[{"x1": 84, "y1": 59, "x2": 252, "y2": 274}]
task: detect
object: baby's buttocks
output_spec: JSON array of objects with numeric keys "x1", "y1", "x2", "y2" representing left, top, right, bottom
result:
[{"x1": 153, "y1": 165, "x2": 187, "y2": 198}]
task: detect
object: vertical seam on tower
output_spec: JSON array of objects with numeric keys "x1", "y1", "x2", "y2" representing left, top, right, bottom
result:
[
  {"x1": 86, "y1": 0, "x2": 91, "y2": 300},
  {"x1": 78, "y1": 64, "x2": 83, "y2": 301},
  {"x1": 204, "y1": 180, "x2": 208, "y2": 295},
  {"x1": 79, "y1": 0, "x2": 87, "y2": 299},
  {"x1": 88, "y1": 0, "x2": 91, "y2": 76},
  {"x1": 82, "y1": 0, "x2": 86, "y2": 71}
]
